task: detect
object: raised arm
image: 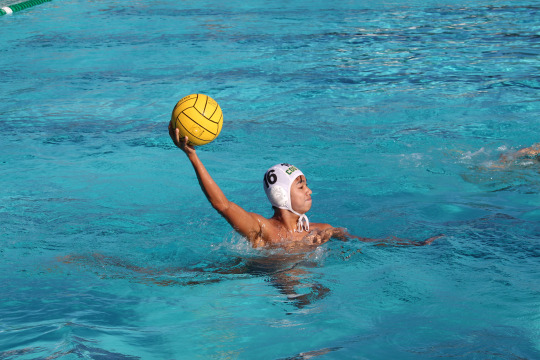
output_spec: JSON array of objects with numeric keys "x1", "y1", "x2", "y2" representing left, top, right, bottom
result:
[{"x1": 169, "y1": 125, "x2": 265, "y2": 244}]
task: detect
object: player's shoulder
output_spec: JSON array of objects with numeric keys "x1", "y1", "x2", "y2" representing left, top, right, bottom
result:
[{"x1": 309, "y1": 222, "x2": 334, "y2": 231}]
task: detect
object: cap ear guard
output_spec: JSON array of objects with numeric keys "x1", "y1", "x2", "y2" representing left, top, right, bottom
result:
[{"x1": 268, "y1": 186, "x2": 288, "y2": 208}]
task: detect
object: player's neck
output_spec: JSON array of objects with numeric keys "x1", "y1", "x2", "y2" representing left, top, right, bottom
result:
[{"x1": 272, "y1": 209, "x2": 300, "y2": 233}]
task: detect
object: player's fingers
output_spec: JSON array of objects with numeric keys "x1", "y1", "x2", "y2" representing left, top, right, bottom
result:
[
  {"x1": 168, "y1": 123, "x2": 175, "y2": 139},
  {"x1": 174, "y1": 128, "x2": 181, "y2": 143}
]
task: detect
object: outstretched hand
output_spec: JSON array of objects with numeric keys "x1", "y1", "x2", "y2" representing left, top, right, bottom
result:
[
  {"x1": 417, "y1": 234, "x2": 444, "y2": 246},
  {"x1": 391, "y1": 234, "x2": 444, "y2": 246},
  {"x1": 168, "y1": 123, "x2": 196, "y2": 157}
]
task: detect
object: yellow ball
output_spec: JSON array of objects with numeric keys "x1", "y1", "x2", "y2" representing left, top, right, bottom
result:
[{"x1": 170, "y1": 94, "x2": 223, "y2": 146}]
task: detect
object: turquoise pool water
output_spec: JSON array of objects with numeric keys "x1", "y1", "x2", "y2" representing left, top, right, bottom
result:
[{"x1": 1, "y1": 0, "x2": 539, "y2": 359}]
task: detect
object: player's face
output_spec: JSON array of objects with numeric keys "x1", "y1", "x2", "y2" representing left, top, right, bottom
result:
[{"x1": 290, "y1": 175, "x2": 312, "y2": 214}]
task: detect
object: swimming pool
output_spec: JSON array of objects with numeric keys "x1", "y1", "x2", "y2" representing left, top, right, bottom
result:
[{"x1": 1, "y1": 0, "x2": 539, "y2": 358}]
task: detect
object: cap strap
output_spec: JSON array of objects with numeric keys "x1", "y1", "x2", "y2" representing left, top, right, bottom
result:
[{"x1": 295, "y1": 214, "x2": 310, "y2": 233}]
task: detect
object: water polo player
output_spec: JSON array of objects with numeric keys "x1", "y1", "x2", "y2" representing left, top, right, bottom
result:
[{"x1": 169, "y1": 125, "x2": 440, "y2": 250}]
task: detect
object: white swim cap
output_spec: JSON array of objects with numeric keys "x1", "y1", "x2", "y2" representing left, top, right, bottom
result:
[{"x1": 263, "y1": 163, "x2": 309, "y2": 232}]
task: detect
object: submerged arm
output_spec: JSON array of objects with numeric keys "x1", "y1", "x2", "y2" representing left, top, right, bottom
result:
[{"x1": 515, "y1": 143, "x2": 540, "y2": 158}]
